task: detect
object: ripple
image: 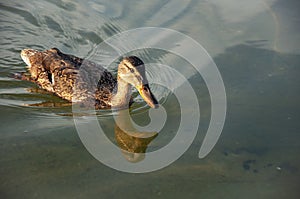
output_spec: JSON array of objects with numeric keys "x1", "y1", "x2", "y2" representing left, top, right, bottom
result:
[{"x1": 0, "y1": 3, "x2": 39, "y2": 27}]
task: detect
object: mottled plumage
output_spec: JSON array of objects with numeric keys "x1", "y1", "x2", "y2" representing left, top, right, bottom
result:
[{"x1": 19, "y1": 48, "x2": 158, "y2": 109}]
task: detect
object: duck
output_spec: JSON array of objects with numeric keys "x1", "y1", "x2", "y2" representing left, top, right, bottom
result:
[{"x1": 19, "y1": 48, "x2": 158, "y2": 109}]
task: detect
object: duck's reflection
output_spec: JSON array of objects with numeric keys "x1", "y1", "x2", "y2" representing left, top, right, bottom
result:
[{"x1": 114, "y1": 108, "x2": 158, "y2": 163}]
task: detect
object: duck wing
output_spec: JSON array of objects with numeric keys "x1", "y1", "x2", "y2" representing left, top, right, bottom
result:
[
  {"x1": 47, "y1": 49, "x2": 117, "y2": 106},
  {"x1": 22, "y1": 48, "x2": 117, "y2": 107}
]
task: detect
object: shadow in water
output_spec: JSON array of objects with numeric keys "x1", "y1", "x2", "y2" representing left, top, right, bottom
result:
[{"x1": 203, "y1": 44, "x2": 300, "y2": 175}]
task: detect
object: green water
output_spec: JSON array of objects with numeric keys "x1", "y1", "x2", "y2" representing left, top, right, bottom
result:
[{"x1": 1, "y1": 0, "x2": 300, "y2": 198}]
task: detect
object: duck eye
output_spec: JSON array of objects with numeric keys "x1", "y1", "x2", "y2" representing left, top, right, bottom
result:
[{"x1": 123, "y1": 63, "x2": 134, "y2": 73}]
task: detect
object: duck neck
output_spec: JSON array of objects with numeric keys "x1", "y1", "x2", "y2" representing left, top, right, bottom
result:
[{"x1": 112, "y1": 77, "x2": 132, "y2": 108}]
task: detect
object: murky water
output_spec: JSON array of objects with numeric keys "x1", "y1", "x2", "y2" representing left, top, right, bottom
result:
[{"x1": 1, "y1": 0, "x2": 300, "y2": 198}]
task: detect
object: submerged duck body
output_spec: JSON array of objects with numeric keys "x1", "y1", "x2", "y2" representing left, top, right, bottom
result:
[{"x1": 20, "y1": 48, "x2": 158, "y2": 109}]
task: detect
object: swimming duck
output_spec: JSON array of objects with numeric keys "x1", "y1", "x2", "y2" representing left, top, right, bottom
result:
[{"x1": 20, "y1": 48, "x2": 158, "y2": 109}]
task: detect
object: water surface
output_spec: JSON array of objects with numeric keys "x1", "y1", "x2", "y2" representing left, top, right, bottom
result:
[{"x1": 0, "y1": 0, "x2": 299, "y2": 198}]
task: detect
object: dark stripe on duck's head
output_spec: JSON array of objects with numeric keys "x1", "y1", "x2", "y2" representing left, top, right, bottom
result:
[
  {"x1": 124, "y1": 56, "x2": 144, "y2": 66},
  {"x1": 123, "y1": 56, "x2": 146, "y2": 79}
]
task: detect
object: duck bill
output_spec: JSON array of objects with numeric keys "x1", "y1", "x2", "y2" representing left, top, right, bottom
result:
[{"x1": 138, "y1": 84, "x2": 159, "y2": 108}]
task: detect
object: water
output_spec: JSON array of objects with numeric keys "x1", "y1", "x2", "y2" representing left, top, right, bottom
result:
[{"x1": 1, "y1": 0, "x2": 300, "y2": 198}]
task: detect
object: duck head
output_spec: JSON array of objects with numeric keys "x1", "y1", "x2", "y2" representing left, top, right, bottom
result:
[{"x1": 116, "y1": 56, "x2": 158, "y2": 109}]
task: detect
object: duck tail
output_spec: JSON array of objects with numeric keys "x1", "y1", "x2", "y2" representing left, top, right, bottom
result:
[{"x1": 10, "y1": 72, "x2": 34, "y2": 82}]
